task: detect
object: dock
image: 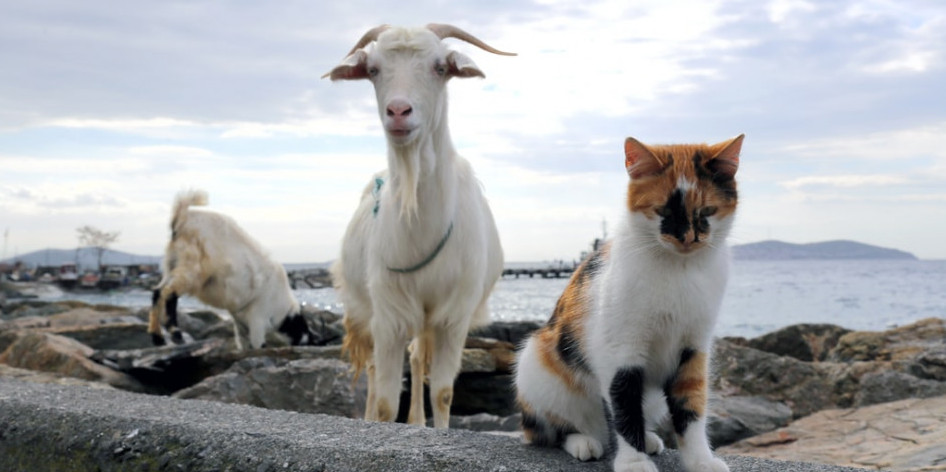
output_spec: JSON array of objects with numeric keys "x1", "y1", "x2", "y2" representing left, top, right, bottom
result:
[{"x1": 502, "y1": 262, "x2": 576, "y2": 279}]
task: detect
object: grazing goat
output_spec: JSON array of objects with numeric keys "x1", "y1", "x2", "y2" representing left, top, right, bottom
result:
[
  {"x1": 148, "y1": 190, "x2": 316, "y2": 350},
  {"x1": 327, "y1": 24, "x2": 512, "y2": 428}
]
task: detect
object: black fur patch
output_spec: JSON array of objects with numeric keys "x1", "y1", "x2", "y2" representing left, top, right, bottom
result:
[
  {"x1": 693, "y1": 151, "x2": 737, "y2": 201},
  {"x1": 660, "y1": 189, "x2": 690, "y2": 243},
  {"x1": 610, "y1": 366, "x2": 646, "y2": 452},
  {"x1": 663, "y1": 348, "x2": 699, "y2": 436},
  {"x1": 521, "y1": 410, "x2": 574, "y2": 448},
  {"x1": 164, "y1": 293, "x2": 179, "y2": 329},
  {"x1": 151, "y1": 289, "x2": 160, "y2": 307},
  {"x1": 278, "y1": 313, "x2": 315, "y2": 346},
  {"x1": 556, "y1": 323, "x2": 590, "y2": 373}
]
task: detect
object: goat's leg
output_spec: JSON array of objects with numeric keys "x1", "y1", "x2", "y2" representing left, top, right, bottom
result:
[
  {"x1": 164, "y1": 292, "x2": 182, "y2": 343},
  {"x1": 148, "y1": 286, "x2": 167, "y2": 345},
  {"x1": 364, "y1": 361, "x2": 377, "y2": 421},
  {"x1": 370, "y1": 319, "x2": 410, "y2": 423},
  {"x1": 428, "y1": 324, "x2": 468, "y2": 429},
  {"x1": 407, "y1": 329, "x2": 433, "y2": 426},
  {"x1": 246, "y1": 313, "x2": 267, "y2": 350}
]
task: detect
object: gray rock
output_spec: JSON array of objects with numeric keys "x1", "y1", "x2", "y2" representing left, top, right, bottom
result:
[
  {"x1": 854, "y1": 370, "x2": 946, "y2": 407},
  {"x1": 0, "y1": 331, "x2": 145, "y2": 392},
  {"x1": 174, "y1": 357, "x2": 366, "y2": 419},
  {"x1": 708, "y1": 396, "x2": 793, "y2": 447},
  {"x1": 741, "y1": 323, "x2": 850, "y2": 362},
  {"x1": 53, "y1": 322, "x2": 154, "y2": 351}
]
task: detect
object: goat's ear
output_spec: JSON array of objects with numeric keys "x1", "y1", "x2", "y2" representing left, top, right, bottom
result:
[
  {"x1": 446, "y1": 51, "x2": 485, "y2": 79},
  {"x1": 324, "y1": 50, "x2": 369, "y2": 81}
]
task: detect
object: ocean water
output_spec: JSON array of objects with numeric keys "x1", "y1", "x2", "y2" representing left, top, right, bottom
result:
[{"x1": 36, "y1": 260, "x2": 946, "y2": 339}]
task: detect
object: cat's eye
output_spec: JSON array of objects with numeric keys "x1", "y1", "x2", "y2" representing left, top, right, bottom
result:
[
  {"x1": 699, "y1": 206, "x2": 718, "y2": 217},
  {"x1": 655, "y1": 207, "x2": 671, "y2": 217}
]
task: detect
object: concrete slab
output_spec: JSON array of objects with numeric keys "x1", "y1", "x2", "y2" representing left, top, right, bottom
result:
[{"x1": 0, "y1": 378, "x2": 869, "y2": 471}]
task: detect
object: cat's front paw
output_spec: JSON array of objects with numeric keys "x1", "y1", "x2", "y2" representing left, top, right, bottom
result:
[
  {"x1": 563, "y1": 433, "x2": 604, "y2": 461},
  {"x1": 644, "y1": 431, "x2": 664, "y2": 455},
  {"x1": 682, "y1": 455, "x2": 729, "y2": 472},
  {"x1": 613, "y1": 448, "x2": 658, "y2": 472}
]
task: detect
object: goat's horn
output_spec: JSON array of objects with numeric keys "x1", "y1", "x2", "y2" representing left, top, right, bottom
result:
[
  {"x1": 343, "y1": 24, "x2": 391, "y2": 57},
  {"x1": 426, "y1": 23, "x2": 517, "y2": 56}
]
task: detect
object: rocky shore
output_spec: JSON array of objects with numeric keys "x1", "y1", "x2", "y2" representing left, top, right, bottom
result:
[{"x1": 1, "y1": 280, "x2": 944, "y2": 470}]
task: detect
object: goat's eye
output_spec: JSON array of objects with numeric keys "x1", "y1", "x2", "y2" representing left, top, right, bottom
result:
[
  {"x1": 435, "y1": 64, "x2": 447, "y2": 76},
  {"x1": 367, "y1": 66, "x2": 379, "y2": 77}
]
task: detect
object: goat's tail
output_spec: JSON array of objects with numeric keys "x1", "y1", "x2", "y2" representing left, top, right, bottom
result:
[{"x1": 170, "y1": 189, "x2": 209, "y2": 230}]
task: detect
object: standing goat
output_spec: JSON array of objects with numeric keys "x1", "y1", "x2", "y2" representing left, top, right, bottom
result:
[
  {"x1": 148, "y1": 190, "x2": 316, "y2": 350},
  {"x1": 327, "y1": 24, "x2": 512, "y2": 428}
]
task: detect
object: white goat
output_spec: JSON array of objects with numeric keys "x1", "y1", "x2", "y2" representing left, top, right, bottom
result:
[
  {"x1": 148, "y1": 190, "x2": 316, "y2": 350},
  {"x1": 327, "y1": 24, "x2": 511, "y2": 428}
]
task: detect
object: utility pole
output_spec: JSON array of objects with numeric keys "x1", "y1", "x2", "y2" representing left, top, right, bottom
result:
[{"x1": 2, "y1": 228, "x2": 8, "y2": 262}]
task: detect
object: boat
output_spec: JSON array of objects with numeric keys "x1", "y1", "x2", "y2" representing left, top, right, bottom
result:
[
  {"x1": 57, "y1": 263, "x2": 79, "y2": 289},
  {"x1": 97, "y1": 266, "x2": 127, "y2": 290}
]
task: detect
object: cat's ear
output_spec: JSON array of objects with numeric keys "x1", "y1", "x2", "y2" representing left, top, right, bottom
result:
[
  {"x1": 708, "y1": 134, "x2": 744, "y2": 179},
  {"x1": 625, "y1": 137, "x2": 666, "y2": 179}
]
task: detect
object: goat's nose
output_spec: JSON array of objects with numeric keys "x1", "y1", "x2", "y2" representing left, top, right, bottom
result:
[{"x1": 386, "y1": 100, "x2": 412, "y2": 117}]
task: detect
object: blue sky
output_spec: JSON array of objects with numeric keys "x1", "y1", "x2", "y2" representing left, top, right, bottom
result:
[{"x1": 2, "y1": 0, "x2": 945, "y2": 263}]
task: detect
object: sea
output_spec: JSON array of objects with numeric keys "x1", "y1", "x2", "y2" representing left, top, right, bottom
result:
[{"x1": 34, "y1": 259, "x2": 946, "y2": 339}]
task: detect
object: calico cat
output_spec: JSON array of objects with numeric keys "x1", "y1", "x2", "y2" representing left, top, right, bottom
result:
[{"x1": 514, "y1": 135, "x2": 743, "y2": 472}]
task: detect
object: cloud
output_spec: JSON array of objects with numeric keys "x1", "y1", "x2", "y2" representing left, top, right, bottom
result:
[{"x1": 780, "y1": 174, "x2": 909, "y2": 189}]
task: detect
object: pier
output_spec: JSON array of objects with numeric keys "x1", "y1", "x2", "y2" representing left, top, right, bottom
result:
[{"x1": 501, "y1": 262, "x2": 576, "y2": 279}]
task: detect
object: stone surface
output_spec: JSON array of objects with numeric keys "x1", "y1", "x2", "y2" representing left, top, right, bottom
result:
[
  {"x1": 0, "y1": 331, "x2": 145, "y2": 392},
  {"x1": 713, "y1": 339, "x2": 836, "y2": 418},
  {"x1": 708, "y1": 396, "x2": 794, "y2": 447},
  {"x1": 0, "y1": 378, "x2": 870, "y2": 472},
  {"x1": 736, "y1": 323, "x2": 851, "y2": 362},
  {"x1": 174, "y1": 357, "x2": 366, "y2": 419},
  {"x1": 829, "y1": 317, "x2": 946, "y2": 363},
  {"x1": 720, "y1": 395, "x2": 946, "y2": 472}
]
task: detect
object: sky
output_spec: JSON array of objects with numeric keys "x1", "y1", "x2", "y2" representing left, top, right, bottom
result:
[{"x1": 1, "y1": 0, "x2": 945, "y2": 263}]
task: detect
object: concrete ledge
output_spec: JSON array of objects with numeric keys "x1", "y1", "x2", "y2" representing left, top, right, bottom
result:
[{"x1": 0, "y1": 378, "x2": 869, "y2": 472}]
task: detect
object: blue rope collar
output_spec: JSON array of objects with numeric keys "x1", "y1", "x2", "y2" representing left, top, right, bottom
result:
[{"x1": 372, "y1": 177, "x2": 455, "y2": 274}]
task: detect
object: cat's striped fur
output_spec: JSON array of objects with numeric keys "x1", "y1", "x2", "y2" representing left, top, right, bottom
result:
[{"x1": 514, "y1": 135, "x2": 743, "y2": 472}]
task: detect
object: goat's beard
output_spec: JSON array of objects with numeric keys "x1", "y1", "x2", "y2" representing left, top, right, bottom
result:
[{"x1": 388, "y1": 139, "x2": 424, "y2": 223}]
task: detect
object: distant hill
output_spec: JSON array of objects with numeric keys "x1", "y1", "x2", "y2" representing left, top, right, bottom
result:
[
  {"x1": 732, "y1": 240, "x2": 918, "y2": 261},
  {"x1": 0, "y1": 247, "x2": 162, "y2": 271}
]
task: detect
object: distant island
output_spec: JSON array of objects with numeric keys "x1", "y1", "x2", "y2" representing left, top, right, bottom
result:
[
  {"x1": 2, "y1": 239, "x2": 920, "y2": 270},
  {"x1": 0, "y1": 247, "x2": 161, "y2": 271},
  {"x1": 731, "y1": 240, "x2": 918, "y2": 261}
]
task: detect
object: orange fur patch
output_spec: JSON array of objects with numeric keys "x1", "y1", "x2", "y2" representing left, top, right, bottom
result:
[
  {"x1": 669, "y1": 351, "x2": 708, "y2": 417},
  {"x1": 342, "y1": 316, "x2": 374, "y2": 381}
]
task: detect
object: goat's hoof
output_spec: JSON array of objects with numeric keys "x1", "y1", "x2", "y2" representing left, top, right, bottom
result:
[
  {"x1": 151, "y1": 334, "x2": 166, "y2": 346},
  {"x1": 170, "y1": 331, "x2": 184, "y2": 344}
]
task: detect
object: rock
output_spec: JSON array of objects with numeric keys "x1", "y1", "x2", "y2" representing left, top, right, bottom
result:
[
  {"x1": 52, "y1": 322, "x2": 154, "y2": 351},
  {"x1": 453, "y1": 373, "x2": 517, "y2": 416},
  {"x1": 470, "y1": 321, "x2": 542, "y2": 347},
  {"x1": 829, "y1": 317, "x2": 946, "y2": 362},
  {"x1": 0, "y1": 363, "x2": 116, "y2": 390},
  {"x1": 174, "y1": 357, "x2": 365, "y2": 419},
  {"x1": 448, "y1": 412, "x2": 521, "y2": 432},
  {"x1": 91, "y1": 338, "x2": 229, "y2": 393},
  {"x1": 739, "y1": 323, "x2": 850, "y2": 362},
  {"x1": 0, "y1": 332, "x2": 145, "y2": 392},
  {"x1": 708, "y1": 396, "x2": 793, "y2": 447},
  {"x1": 719, "y1": 394, "x2": 946, "y2": 471},
  {"x1": 713, "y1": 339, "x2": 836, "y2": 418},
  {"x1": 853, "y1": 370, "x2": 946, "y2": 407}
]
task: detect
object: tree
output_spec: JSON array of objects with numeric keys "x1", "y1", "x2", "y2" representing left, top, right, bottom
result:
[{"x1": 76, "y1": 225, "x2": 120, "y2": 272}]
